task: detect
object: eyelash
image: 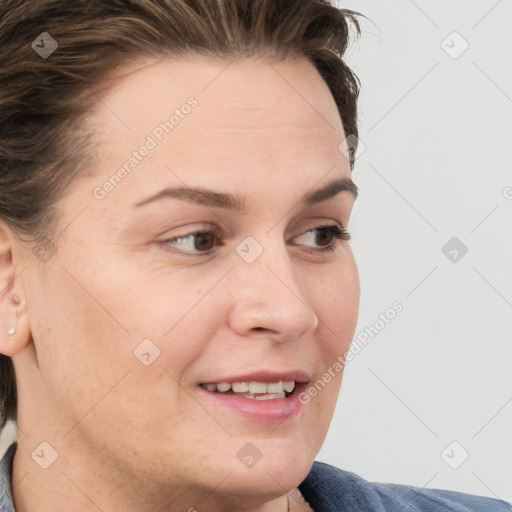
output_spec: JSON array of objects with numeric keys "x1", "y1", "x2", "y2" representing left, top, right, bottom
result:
[{"x1": 158, "y1": 224, "x2": 351, "y2": 257}]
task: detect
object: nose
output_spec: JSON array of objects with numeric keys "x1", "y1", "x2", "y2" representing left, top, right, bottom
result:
[{"x1": 227, "y1": 242, "x2": 319, "y2": 344}]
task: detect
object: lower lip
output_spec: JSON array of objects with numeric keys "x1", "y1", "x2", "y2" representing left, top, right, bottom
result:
[{"x1": 197, "y1": 382, "x2": 308, "y2": 422}]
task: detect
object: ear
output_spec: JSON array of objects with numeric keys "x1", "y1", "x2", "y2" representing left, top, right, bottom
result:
[{"x1": 0, "y1": 220, "x2": 31, "y2": 357}]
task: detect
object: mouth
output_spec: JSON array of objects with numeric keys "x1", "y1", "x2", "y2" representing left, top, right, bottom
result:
[
  {"x1": 196, "y1": 370, "x2": 310, "y2": 421},
  {"x1": 198, "y1": 380, "x2": 297, "y2": 400}
]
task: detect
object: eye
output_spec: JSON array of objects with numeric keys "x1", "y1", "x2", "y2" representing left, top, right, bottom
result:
[
  {"x1": 159, "y1": 228, "x2": 220, "y2": 254},
  {"x1": 158, "y1": 224, "x2": 351, "y2": 256},
  {"x1": 294, "y1": 224, "x2": 351, "y2": 253}
]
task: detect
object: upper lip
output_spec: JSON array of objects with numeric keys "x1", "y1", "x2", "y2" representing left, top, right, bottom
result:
[{"x1": 199, "y1": 370, "x2": 311, "y2": 385}]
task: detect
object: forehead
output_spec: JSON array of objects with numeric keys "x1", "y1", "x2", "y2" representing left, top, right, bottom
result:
[
  {"x1": 77, "y1": 55, "x2": 351, "y2": 212},
  {"x1": 91, "y1": 54, "x2": 345, "y2": 146}
]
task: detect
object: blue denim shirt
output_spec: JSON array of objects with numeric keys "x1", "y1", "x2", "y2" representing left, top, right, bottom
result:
[
  {"x1": 298, "y1": 460, "x2": 512, "y2": 511},
  {"x1": 1, "y1": 441, "x2": 510, "y2": 511}
]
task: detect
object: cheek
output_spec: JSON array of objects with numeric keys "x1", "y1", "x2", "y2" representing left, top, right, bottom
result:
[
  {"x1": 29, "y1": 267, "x2": 133, "y2": 418},
  {"x1": 302, "y1": 258, "x2": 359, "y2": 422},
  {"x1": 311, "y1": 259, "x2": 360, "y2": 350},
  {"x1": 29, "y1": 262, "x2": 216, "y2": 439}
]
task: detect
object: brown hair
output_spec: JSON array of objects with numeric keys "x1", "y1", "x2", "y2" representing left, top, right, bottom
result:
[{"x1": 0, "y1": 0, "x2": 363, "y2": 430}]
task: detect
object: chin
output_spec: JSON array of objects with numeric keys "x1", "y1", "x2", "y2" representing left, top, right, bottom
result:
[{"x1": 215, "y1": 436, "x2": 317, "y2": 496}]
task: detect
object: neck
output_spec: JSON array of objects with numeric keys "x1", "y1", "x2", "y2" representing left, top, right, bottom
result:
[{"x1": 11, "y1": 436, "x2": 295, "y2": 512}]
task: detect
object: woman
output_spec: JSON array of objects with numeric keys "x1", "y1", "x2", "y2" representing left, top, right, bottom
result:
[{"x1": 0, "y1": 1, "x2": 510, "y2": 511}]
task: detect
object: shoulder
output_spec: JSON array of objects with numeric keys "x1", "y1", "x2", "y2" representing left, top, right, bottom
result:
[
  {"x1": 0, "y1": 441, "x2": 15, "y2": 512},
  {"x1": 298, "y1": 461, "x2": 512, "y2": 512}
]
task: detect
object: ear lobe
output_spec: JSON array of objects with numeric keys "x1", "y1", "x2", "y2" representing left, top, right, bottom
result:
[
  {"x1": 0, "y1": 222, "x2": 31, "y2": 357},
  {"x1": 0, "y1": 294, "x2": 29, "y2": 357}
]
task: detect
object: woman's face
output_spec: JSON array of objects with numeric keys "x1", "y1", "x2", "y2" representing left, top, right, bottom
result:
[{"x1": 13, "y1": 55, "x2": 359, "y2": 507}]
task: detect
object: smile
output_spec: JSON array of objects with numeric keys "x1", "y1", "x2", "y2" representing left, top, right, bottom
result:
[{"x1": 199, "y1": 380, "x2": 296, "y2": 400}]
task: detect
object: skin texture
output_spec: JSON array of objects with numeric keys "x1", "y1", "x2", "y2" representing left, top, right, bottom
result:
[{"x1": 0, "y1": 55, "x2": 360, "y2": 512}]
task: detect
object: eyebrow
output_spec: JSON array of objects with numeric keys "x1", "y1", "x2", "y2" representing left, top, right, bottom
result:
[{"x1": 134, "y1": 177, "x2": 358, "y2": 212}]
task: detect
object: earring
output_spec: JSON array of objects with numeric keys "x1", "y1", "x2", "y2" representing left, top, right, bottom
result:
[{"x1": 4, "y1": 295, "x2": 19, "y2": 343}]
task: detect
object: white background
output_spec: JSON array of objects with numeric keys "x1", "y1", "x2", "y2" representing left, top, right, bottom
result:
[{"x1": 316, "y1": 0, "x2": 512, "y2": 501}]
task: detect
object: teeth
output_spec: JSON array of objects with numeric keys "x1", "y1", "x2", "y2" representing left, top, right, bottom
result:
[
  {"x1": 204, "y1": 380, "x2": 296, "y2": 395},
  {"x1": 283, "y1": 381, "x2": 295, "y2": 393},
  {"x1": 249, "y1": 382, "x2": 267, "y2": 394},
  {"x1": 267, "y1": 381, "x2": 284, "y2": 393},
  {"x1": 232, "y1": 382, "x2": 249, "y2": 392},
  {"x1": 254, "y1": 393, "x2": 285, "y2": 400},
  {"x1": 231, "y1": 392, "x2": 286, "y2": 400}
]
